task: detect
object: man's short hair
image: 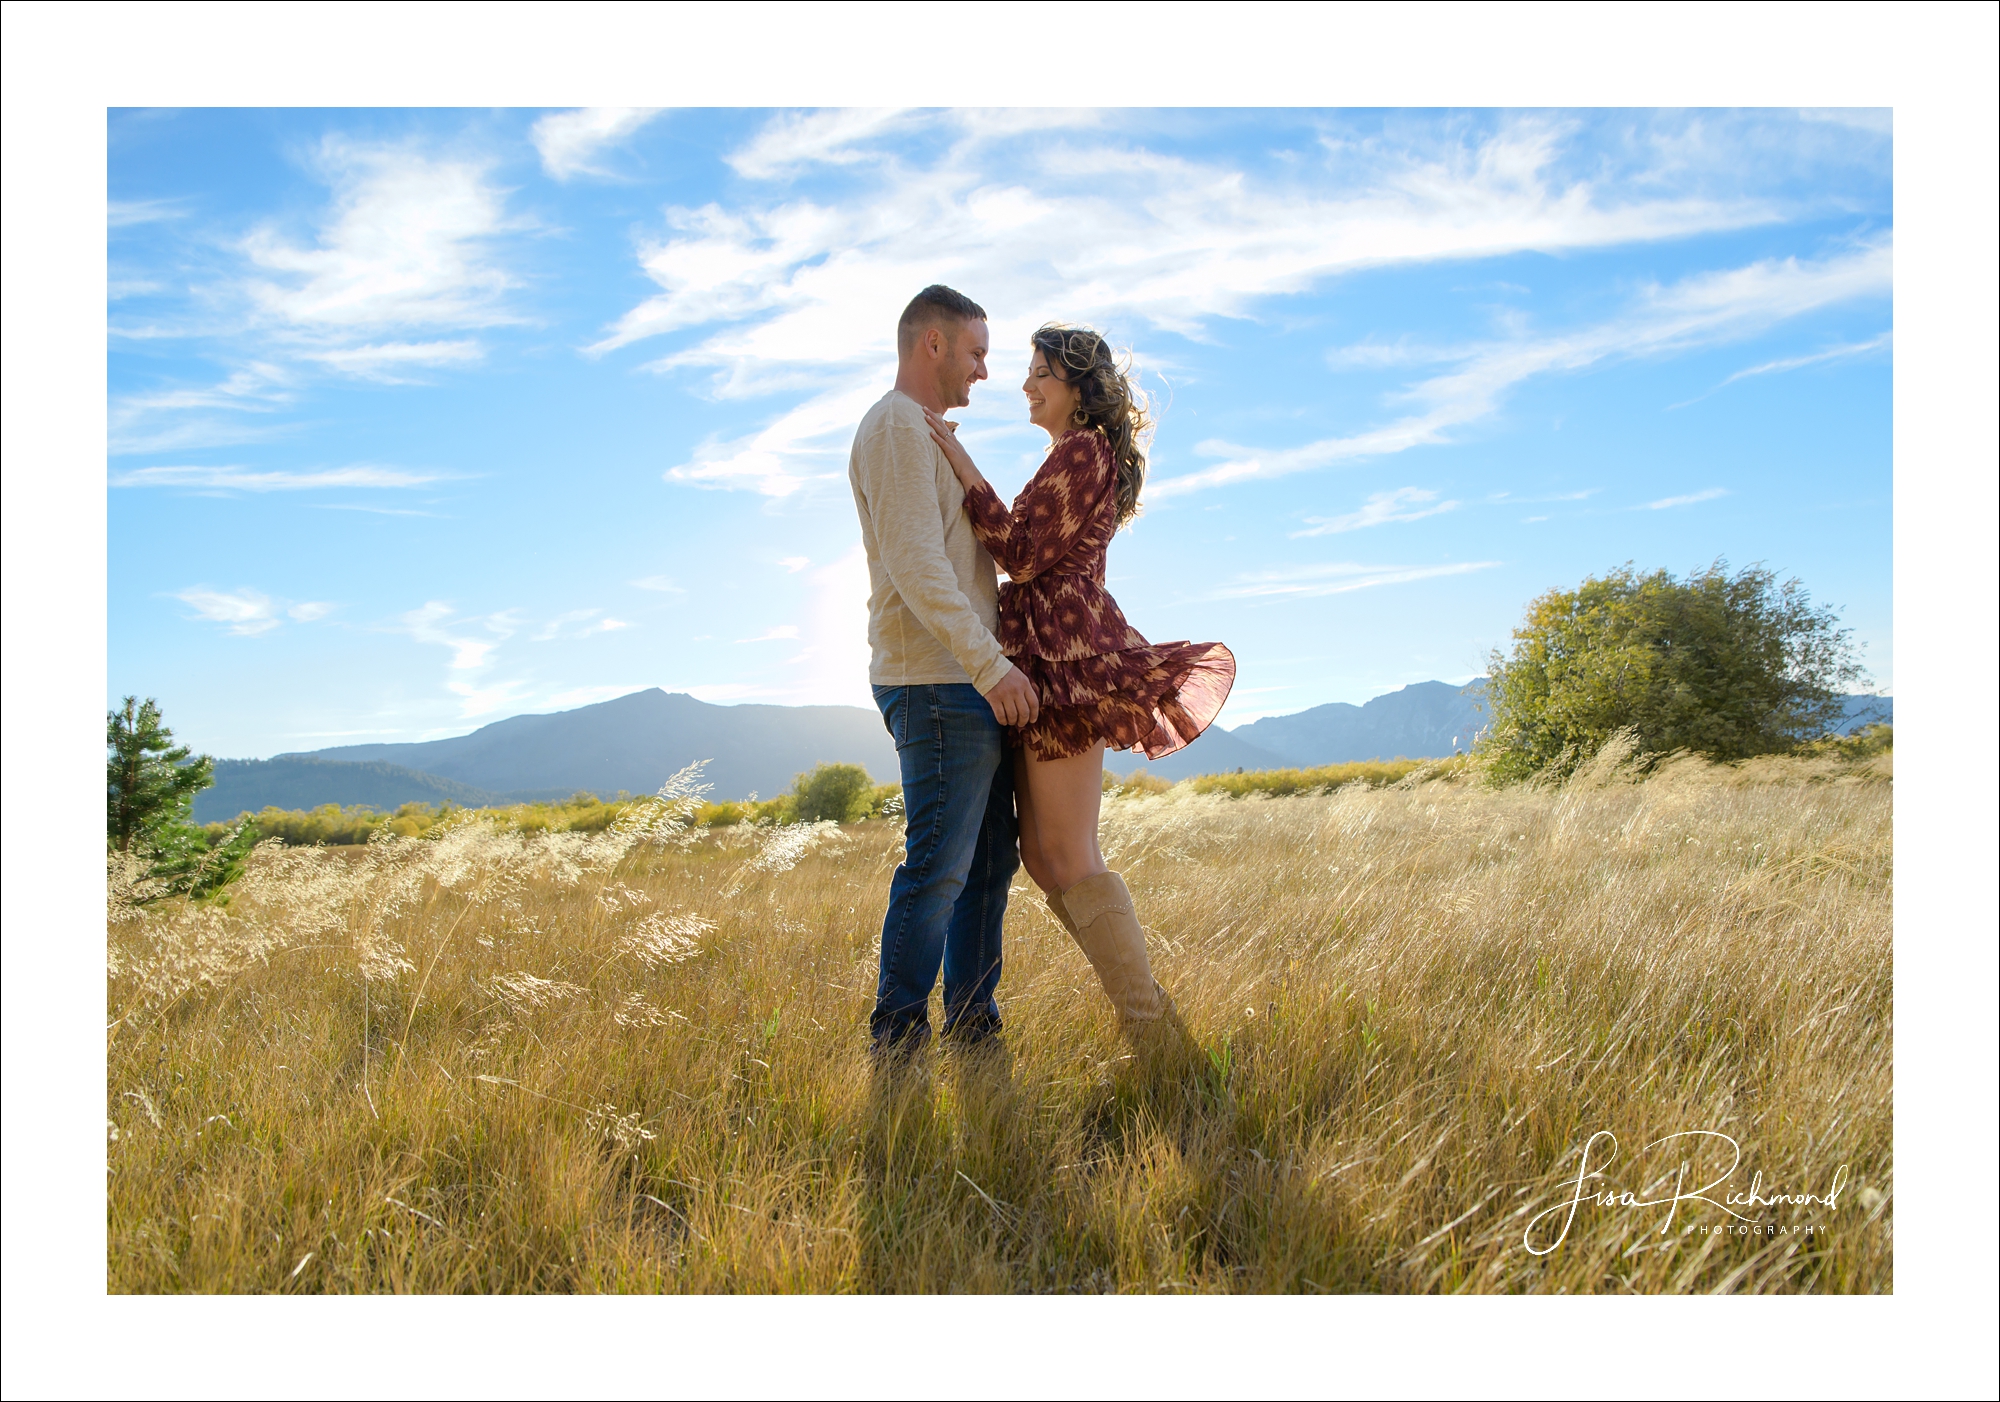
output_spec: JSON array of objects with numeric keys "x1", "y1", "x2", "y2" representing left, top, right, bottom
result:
[{"x1": 897, "y1": 284, "x2": 988, "y2": 357}]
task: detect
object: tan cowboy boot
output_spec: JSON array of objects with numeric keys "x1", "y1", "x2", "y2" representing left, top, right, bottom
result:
[
  {"x1": 1044, "y1": 887, "x2": 1080, "y2": 939},
  {"x1": 1043, "y1": 887, "x2": 1113, "y2": 999},
  {"x1": 1060, "y1": 871, "x2": 1168, "y2": 1027}
]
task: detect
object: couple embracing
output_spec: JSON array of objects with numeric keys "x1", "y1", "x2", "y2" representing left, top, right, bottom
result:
[{"x1": 849, "y1": 285, "x2": 1234, "y2": 1058}]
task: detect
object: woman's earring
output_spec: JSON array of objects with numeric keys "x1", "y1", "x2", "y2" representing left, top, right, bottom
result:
[{"x1": 1071, "y1": 405, "x2": 1090, "y2": 427}]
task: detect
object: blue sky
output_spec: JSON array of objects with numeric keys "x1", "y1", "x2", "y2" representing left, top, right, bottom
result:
[{"x1": 108, "y1": 108, "x2": 1892, "y2": 758}]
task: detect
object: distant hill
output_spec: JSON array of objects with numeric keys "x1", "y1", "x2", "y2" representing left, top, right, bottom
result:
[
  {"x1": 1103, "y1": 724, "x2": 1288, "y2": 782},
  {"x1": 1836, "y1": 695, "x2": 1893, "y2": 732},
  {"x1": 1228, "y1": 680, "x2": 1490, "y2": 768},
  {"x1": 194, "y1": 758, "x2": 520, "y2": 823},
  {"x1": 280, "y1": 688, "x2": 900, "y2": 806},
  {"x1": 1124, "y1": 683, "x2": 1891, "y2": 777}
]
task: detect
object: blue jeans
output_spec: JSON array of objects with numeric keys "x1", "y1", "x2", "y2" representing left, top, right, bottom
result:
[{"x1": 871, "y1": 683, "x2": 1019, "y2": 1049}]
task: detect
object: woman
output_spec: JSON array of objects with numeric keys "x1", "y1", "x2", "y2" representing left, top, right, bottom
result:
[{"x1": 925, "y1": 324, "x2": 1234, "y2": 1039}]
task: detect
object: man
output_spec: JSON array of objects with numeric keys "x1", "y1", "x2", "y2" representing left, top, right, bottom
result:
[{"x1": 848, "y1": 285, "x2": 1040, "y2": 1053}]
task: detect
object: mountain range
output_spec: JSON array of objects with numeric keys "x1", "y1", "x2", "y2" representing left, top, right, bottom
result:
[
  {"x1": 193, "y1": 689, "x2": 901, "y2": 824},
  {"x1": 191, "y1": 684, "x2": 1893, "y2": 822},
  {"x1": 1120, "y1": 679, "x2": 1491, "y2": 781}
]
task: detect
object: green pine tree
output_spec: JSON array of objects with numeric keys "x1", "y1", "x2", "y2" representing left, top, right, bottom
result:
[
  {"x1": 107, "y1": 697, "x2": 254, "y2": 900},
  {"x1": 108, "y1": 696, "x2": 213, "y2": 852}
]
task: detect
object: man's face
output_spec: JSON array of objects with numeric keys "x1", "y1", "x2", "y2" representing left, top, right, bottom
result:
[{"x1": 935, "y1": 318, "x2": 990, "y2": 409}]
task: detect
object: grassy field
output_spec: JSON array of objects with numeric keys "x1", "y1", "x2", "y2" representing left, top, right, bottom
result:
[{"x1": 107, "y1": 745, "x2": 1892, "y2": 1293}]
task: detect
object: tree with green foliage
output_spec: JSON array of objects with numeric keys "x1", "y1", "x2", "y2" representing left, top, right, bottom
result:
[
  {"x1": 792, "y1": 763, "x2": 877, "y2": 823},
  {"x1": 1479, "y1": 561, "x2": 1865, "y2": 782},
  {"x1": 108, "y1": 697, "x2": 213, "y2": 852},
  {"x1": 107, "y1": 696, "x2": 254, "y2": 900},
  {"x1": 140, "y1": 815, "x2": 261, "y2": 902}
]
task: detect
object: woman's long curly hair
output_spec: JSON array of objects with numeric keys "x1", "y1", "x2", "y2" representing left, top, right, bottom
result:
[{"x1": 1031, "y1": 323, "x2": 1151, "y2": 527}]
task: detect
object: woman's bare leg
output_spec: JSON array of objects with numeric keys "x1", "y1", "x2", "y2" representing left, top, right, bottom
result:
[
  {"x1": 1018, "y1": 742, "x2": 1109, "y2": 892},
  {"x1": 1012, "y1": 749, "x2": 1059, "y2": 895}
]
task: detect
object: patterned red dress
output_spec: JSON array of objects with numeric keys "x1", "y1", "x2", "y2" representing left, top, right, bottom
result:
[{"x1": 962, "y1": 428, "x2": 1235, "y2": 762}]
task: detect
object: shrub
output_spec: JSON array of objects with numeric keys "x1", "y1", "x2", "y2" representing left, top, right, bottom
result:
[
  {"x1": 1100, "y1": 759, "x2": 1450, "y2": 801},
  {"x1": 1480, "y1": 560, "x2": 1864, "y2": 783},
  {"x1": 1798, "y1": 722, "x2": 1893, "y2": 762},
  {"x1": 218, "y1": 804, "x2": 386, "y2": 846},
  {"x1": 792, "y1": 764, "x2": 878, "y2": 824},
  {"x1": 1104, "y1": 769, "x2": 1174, "y2": 797},
  {"x1": 1184, "y1": 758, "x2": 1436, "y2": 798},
  {"x1": 696, "y1": 796, "x2": 797, "y2": 828}
]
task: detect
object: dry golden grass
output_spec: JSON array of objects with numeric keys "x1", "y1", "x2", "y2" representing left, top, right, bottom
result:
[{"x1": 106, "y1": 748, "x2": 1892, "y2": 1293}]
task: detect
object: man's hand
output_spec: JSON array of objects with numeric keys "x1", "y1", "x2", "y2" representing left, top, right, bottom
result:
[{"x1": 985, "y1": 665, "x2": 1040, "y2": 728}]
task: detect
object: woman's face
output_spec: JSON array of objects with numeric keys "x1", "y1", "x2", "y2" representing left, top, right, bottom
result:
[{"x1": 1023, "y1": 348, "x2": 1082, "y2": 437}]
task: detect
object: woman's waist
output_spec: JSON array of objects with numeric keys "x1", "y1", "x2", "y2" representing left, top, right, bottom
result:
[
  {"x1": 997, "y1": 577, "x2": 1122, "y2": 621},
  {"x1": 994, "y1": 592, "x2": 1144, "y2": 657},
  {"x1": 999, "y1": 569, "x2": 1109, "y2": 594}
]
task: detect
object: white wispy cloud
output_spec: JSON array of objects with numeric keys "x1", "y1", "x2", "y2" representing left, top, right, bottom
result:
[
  {"x1": 1723, "y1": 333, "x2": 1892, "y2": 383},
  {"x1": 727, "y1": 109, "x2": 913, "y2": 179},
  {"x1": 111, "y1": 464, "x2": 450, "y2": 491},
  {"x1": 113, "y1": 364, "x2": 290, "y2": 407},
  {"x1": 664, "y1": 381, "x2": 885, "y2": 498},
  {"x1": 629, "y1": 575, "x2": 685, "y2": 593},
  {"x1": 1325, "y1": 341, "x2": 1466, "y2": 370},
  {"x1": 1646, "y1": 487, "x2": 1729, "y2": 510},
  {"x1": 175, "y1": 587, "x2": 280, "y2": 635},
  {"x1": 591, "y1": 115, "x2": 1785, "y2": 497},
  {"x1": 533, "y1": 609, "x2": 601, "y2": 641},
  {"x1": 1154, "y1": 239, "x2": 1890, "y2": 498},
  {"x1": 175, "y1": 587, "x2": 336, "y2": 635},
  {"x1": 241, "y1": 139, "x2": 523, "y2": 336},
  {"x1": 532, "y1": 108, "x2": 664, "y2": 181},
  {"x1": 729, "y1": 108, "x2": 1097, "y2": 182},
  {"x1": 400, "y1": 601, "x2": 516, "y2": 672},
  {"x1": 531, "y1": 609, "x2": 633, "y2": 642},
  {"x1": 609, "y1": 120, "x2": 1766, "y2": 362},
  {"x1": 299, "y1": 339, "x2": 484, "y2": 382},
  {"x1": 1212, "y1": 561, "x2": 1502, "y2": 601},
  {"x1": 1488, "y1": 489, "x2": 1599, "y2": 504},
  {"x1": 396, "y1": 601, "x2": 627, "y2": 715},
  {"x1": 1292, "y1": 487, "x2": 1459, "y2": 538},
  {"x1": 778, "y1": 556, "x2": 810, "y2": 573},
  {"x1": 1797, "y1": 108, "x2": 1892, "y2": 136},
  {"x1": 108, "y1": 364, "x2": 293, "y2": 456},
  {"x1": 735, "y1": 625, "x2": 801, "y2": 643},
  {"x1": 108, "y1": 420, "x2": 290, "y2": 458},
  {"x1": 310, "y1": 504, "x2": 444, "y2": 517},
  {"x1": 112, "y1": 138, "x2": 527, "y2": 455},
  {"x1": 107, "y1": 198, "x2": 189, "y2": 228}
]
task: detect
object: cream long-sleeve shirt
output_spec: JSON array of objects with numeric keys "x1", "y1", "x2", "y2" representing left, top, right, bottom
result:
[{"x1": 848, "y1": 389, "x2": 1012, "y2": 695}]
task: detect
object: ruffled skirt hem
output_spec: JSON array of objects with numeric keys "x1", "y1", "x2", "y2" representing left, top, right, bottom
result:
[{"x1": 1013, "y1": 642, "x2": 1236, "y2": 762}]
